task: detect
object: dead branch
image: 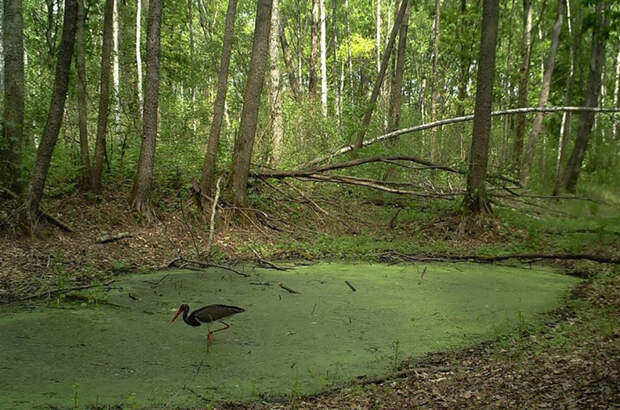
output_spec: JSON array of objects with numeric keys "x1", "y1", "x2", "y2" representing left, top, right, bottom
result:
[
  {"x1": 96, "y1": 232, "x2": 134, "y2": 244},
  {"x1": 493, "y1": 193, "x2": 611, "y2": 204},
  {"x1": 170, "y1": 258, "x2": 250, "y2": 277},
  {"x1": 280, "y1": 179, "x2": 329, "y2": 215},
  {"x1": 206, "y1": 177, "x2": 222, "y2": 253},
  {"x1": 279, "y1": 282, "x2": 300, "y2": 294},
  {"x1": 19, "y1": 280, "x2": 116, "y2": 301},
  {"x1": 384, "y1": 250, "x2": 619, "y2": 264},
  {"x1": 255, "y1": 155, "x2": 463, "y2": 178},
  {"x1": 345, "y1": 280, "x2": 356, "y2": 292},
  {"x1": 300, "y1": 173, "x2": 464, "y2": 199},
  {"x1": 301, "y1": 106, "x2": 620, "y2": 168},
  {"x1": 249, "y1": 245, "x2": 289, "y2": 271}
]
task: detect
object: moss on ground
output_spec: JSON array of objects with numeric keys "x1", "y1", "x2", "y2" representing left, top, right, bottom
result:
[{"x1": 0, "y1": 263, "x2": 578, "y2": 408}]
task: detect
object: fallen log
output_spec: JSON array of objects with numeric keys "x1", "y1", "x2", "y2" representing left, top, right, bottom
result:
[
  {"x1": 384, "y1": 251, "x2": 619, "y2": 265},
  {"x1": 96, "y1": 232, "x2": 134, "y2": 244}
]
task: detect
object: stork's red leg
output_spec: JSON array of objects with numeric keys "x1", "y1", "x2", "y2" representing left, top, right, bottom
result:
[{"x1": 213, "y1": 321, "x2": 231, "y2": 333}]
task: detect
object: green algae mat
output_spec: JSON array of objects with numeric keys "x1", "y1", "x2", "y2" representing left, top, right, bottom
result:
[{"x1": 0, "y1": 263, "x2": 578, "y2": 408}]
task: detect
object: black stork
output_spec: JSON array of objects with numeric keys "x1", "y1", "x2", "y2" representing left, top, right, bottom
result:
[{"x1": 170, "y1": 303, "x2": 245, "y2": 345}]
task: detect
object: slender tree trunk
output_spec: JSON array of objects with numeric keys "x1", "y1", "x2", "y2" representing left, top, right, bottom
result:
[
  {"x1": 131, "y1": 0, "x2": 163, "y2": 219},
  {"x1": 279, "y1": 18, "x2": 300, "y2": 101},
  {"x1": 556, "y1": 0, "x2": 574, "y2": 179},
  {"x1": 74, "y1": 0, "x2": 90, "y2": 188},
  {"x1": 376, "y1": 0, "x2": 381, "y2": 73},
  {"x1": 345, "y1": 0, "x2": 353, "y2": 103},
  {"x1": 320, "y1": 0, "x2": 327, "y2": 116},
  {"x1": 269, "y1": 0, "x2": 284, "y2": 165},
  {"x1": 521, "y1": 0, "x2": 564, "y2": 183},
  {"x1": 309, "y1": 0, "x2": 318, "y2": 95},
  {"x1": 188, "y1": 0, "x2": 194, "y2": 67},
  {"x1": 353, "y1": 0, "x2": 408, "y2": 150},
  {"x1": 112, "y1": 0, "x2": 120, "y2": 142},
  {"x1": 199, "y1": 0, "x2": 238, "y2": 202},
  {"x1": 464, "y1": 0, "x2": 499, "y2": 214},
  {"x1": 429, "y1": 0, "x2": 441, "y2": 161},
  {"x1": 332, "y1": 0, "x2": 341, "y2": 128},
  {"x1": 388, "y1": 0, "x2": 410, "y2": 132},
  {"x1": 1, "y1": 0, "x2": 24, "y2": 193},
  {"x1": 511, "y1": 0, "x2": 533, "y2": 174},
  {"x1": 229, "y1": 0, "x2": 273, "y2": 209},
  {"x1": 613, "y1": 46, "x2": 620, "y2": 141},
  {"x1": 0, "y1": 0, "x2": 4, "y2": 94},
  {"x1": 456, "y1": 0, "x2": 472, "y2": 161},
  {"x1": 555, "y1": 2, "x2": 609, "y2": 194},
  {"x1": 136, "y1": 0, "x2": 143, "y2": 110},
  {"x1": 25, "y1": 0, "x2": 77, "y2": 223},
  {"x1": 91, "y1": 0, "x2": 114, "y2": 193}
]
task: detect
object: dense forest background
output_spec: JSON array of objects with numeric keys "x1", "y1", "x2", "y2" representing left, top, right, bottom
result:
[{"x1": 0, "y1": 0, "x2": 618, "y2": 225}]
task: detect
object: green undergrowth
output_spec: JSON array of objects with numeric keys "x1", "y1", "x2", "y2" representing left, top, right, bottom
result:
[{"x1": 0, "y1": 263, "x2": 578, "y2": 408}]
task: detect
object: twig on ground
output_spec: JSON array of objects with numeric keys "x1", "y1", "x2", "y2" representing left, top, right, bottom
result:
[
  {"x1": 345, "y1": 280, "x2": 356, "y2": 292},
  {"x1": 279, "y1": 282, "x2": 300, "y2": 294}
]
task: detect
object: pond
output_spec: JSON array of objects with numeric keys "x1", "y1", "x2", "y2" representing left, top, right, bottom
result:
[{"x1": 0, "y1": 262, "x2": 579, "y2": 408}]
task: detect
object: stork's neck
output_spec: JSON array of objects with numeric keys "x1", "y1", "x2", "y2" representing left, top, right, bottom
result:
[{"x1": 183, "y1": 309, "x2": 201, "y2": 327}]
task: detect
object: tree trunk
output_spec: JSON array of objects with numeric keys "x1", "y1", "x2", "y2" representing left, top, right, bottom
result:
[
  {"x1": 74, "y1": 0, "x2": 90, "y2": 189},
  {"x1": 136, "y1": 0, "x2": 143, "y2": 109},
  {"x1": 555, "y1": 2, "x2": 609, "y2": 194},
  {"x1": 112, "y1": 0, "x2": 120, "y2": 141},
  {"x1": 556, "y1": 0, "x2": 575, "y2": 179},
  {"x1": 429, "y1": 0, "x2": 441, "y2": 161},
  {"x1": 376, "y1": 0, "x2": 381, "y2": 73},
  {"x1": 521, "y1": 0, "x2": 564, "y2": 184},
  {"x1": 387, "y1": 0, "x2": 410, "y2": 132},
  {"x1": 320, "y1": 0, "x2": 327, "y2": 116},
  {"x1": 613, "y1": 46, "x2": 620, "y2": 141},
  {"x1": 199, "y1": 0, "x2": 238, "y2": 203},
  {"x1": 279, "y1": 18, "x2": 300, "y2": 101},
  {"x1": 464, "y1": 0, "x2": 499, "y2": 214},
  {"x1": 353, "y1": 0, "x2": 408, "y2": 150},
  {"x1": 333, "y1": 0, "x2": 341, "y2": 128},
  {"x1": 456, "y1": 0, "x2": 472, "y2": 161},
  {"x1": 269, "y1": 0, "x2": 284, "y2": 165},
  {"x1": 228, "y1": 0, "x2": 273, "y2": 209},
  {"x1": 131, "y1": 0, "x2": 163, "y2": 219},
  {"x1": 345, "y1": 0, "x2": 353, "y2": 103},
  {"x1": 91, "y1": 0, "x2": 114, "y2": 193},
  {"x1": 1, "y1": 0, "x2": 24, "y2": 193},
  {"x1": 309, "y1": 0, "x2": 318, "y2": 95},
  {"x1": 25, "y1": 0, "x2": 77, "y2": 223},
  {"x1": 511, "y1": 0, "x2": 533, "y2": 174}
]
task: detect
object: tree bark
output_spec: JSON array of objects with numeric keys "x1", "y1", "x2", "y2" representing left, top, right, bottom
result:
[
  {"x1": 345, "y1": 0, "x2": 353, "y2": 103},
  {"x1": 511, "y1": 0, "x2": 533, "y2": 174},
  {"x1": 136, "y1": 0, "x2": 143, "y2": 109},
  {"x1": 520, "y1": 0, "x2": 564, "y2": 184},
  {"x1": 228, "y1": 0, "x2": 273, "y2": 209},
  {"x1": 463, "y1": 0, "x2": 499, "y2": 214},
  {"x1": 613, "y1": 46, "x2": 620, "y2": 141},
  {"x1": 1, "y1": 0, "x2": 24, "y2": 193},
  {"x1": 91, "y1": 0, "x2": 114, "y2": 193},
  {"x1": 112, "y1": 0, "x2": 120, "y2": 140},
  {"x1": 556, "y1": 0, "x2": 575, "y2": 180},
  {"x1": 353, "y1": 0, "x2": 408, "y2": 150},
  {"x1": 388, "y1": 0, "x2": 410, "y2": 132},
  {"x1": 555, "y1": 2, "x2": 609, "y2": 194},
  {"x1": 199, "y1": 0, "x2": 238, "y2": 202},
  {"x1": 456, "y1": 0, "x2": 472, "y2": 161},
  {"x1": 131, "y1": 0, "x2": 163, "y2": 219},
  {"x1": 25, "y1": 0, "x2": 77, "y2": 223},
  {"x1": 279, "y1": 18, "x2": 300, "y2": 101},
  {"x1": 309, "y1": 0, "x2": 318, "y2": 95},
  {"x1": 376, "y1": 0, "x2": 381, "y2": 73},
  {"x1": 269, "y1": 0, "x2": 284, "y2": 165},
  {"x1": 74, "y1": 0, "x2": 90, "y2": 189},
  {"x1": 429, "y1": 0, "x2": 441, "y2": 161},
  {"x1": 320, "y1": 0, "x2": 327, "y2": 116}
]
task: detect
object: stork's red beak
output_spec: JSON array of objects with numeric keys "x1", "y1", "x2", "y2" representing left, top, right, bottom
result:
[{"x1": 170, "y1": 307, "x2": 183, "y2": 325}]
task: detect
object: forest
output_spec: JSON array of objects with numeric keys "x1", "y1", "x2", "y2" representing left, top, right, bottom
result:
[{"x1": 0, "y1": 0, "x2": 618, "y2": 408}]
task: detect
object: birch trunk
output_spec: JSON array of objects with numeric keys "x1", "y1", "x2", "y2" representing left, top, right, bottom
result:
[
  {"x1": 136, "y1": 0, "x2": 143, "y2": 109},
  {"x1": 430, "y1": 0, "x2": 441, "y2": 161},
  {"x1": 320, "y1": 0, "x2": 327, "y2": 116},
  {"x1": 269, "y1": 0, "x2": 284, "y2": 165}
]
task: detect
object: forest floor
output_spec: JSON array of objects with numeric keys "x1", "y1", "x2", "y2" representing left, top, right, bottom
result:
[{"x1": 0, "y1": 186, "x2": 618, "y2": 408}]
